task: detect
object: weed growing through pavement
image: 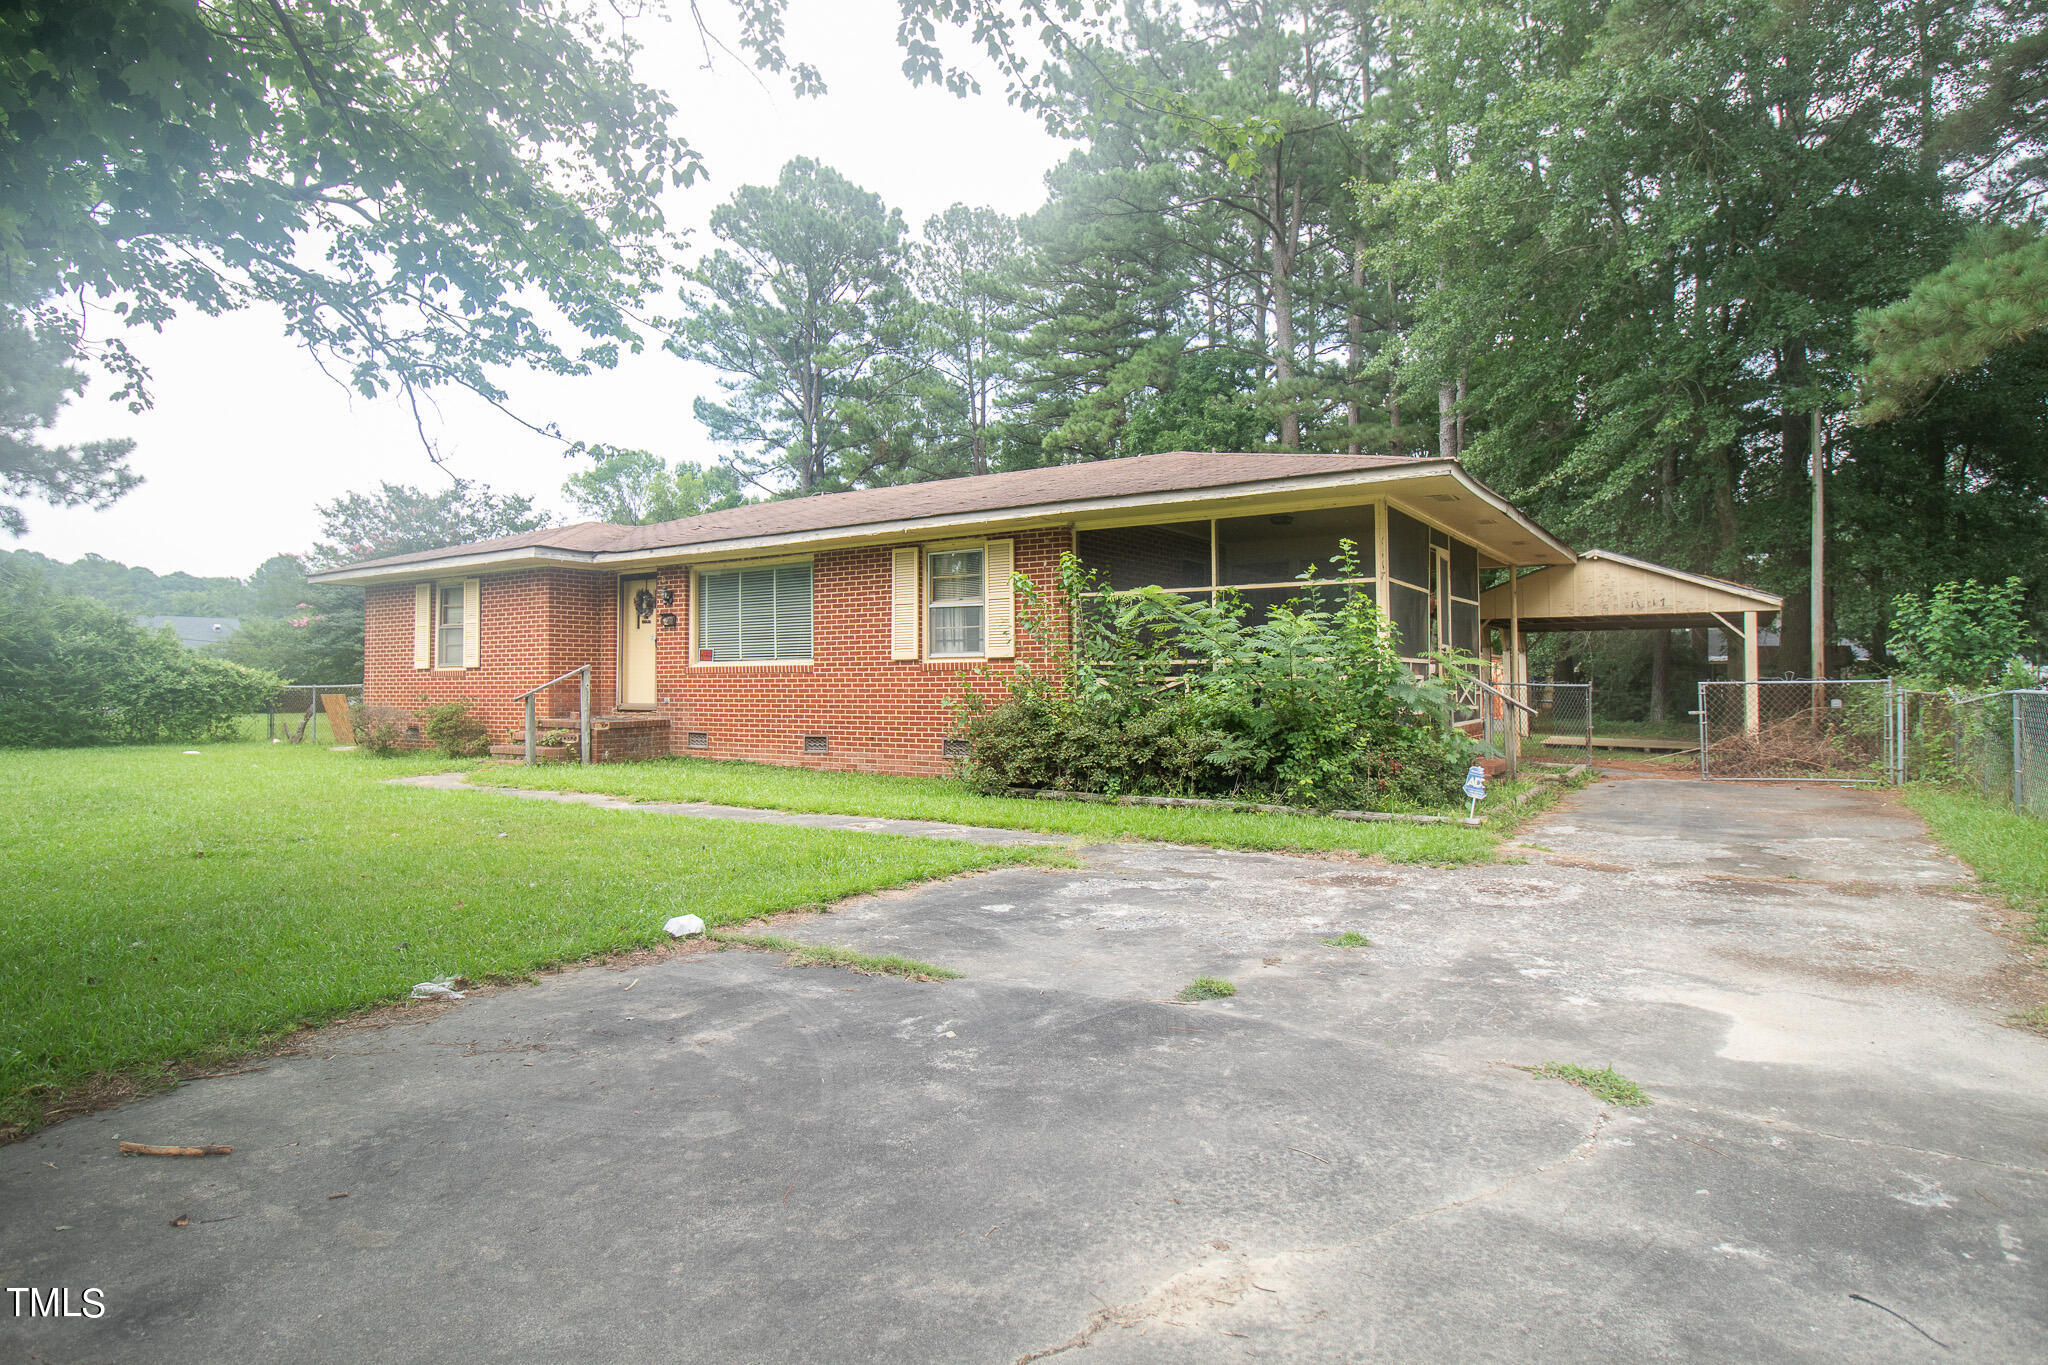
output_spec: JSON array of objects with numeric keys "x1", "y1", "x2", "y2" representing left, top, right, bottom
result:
[
  {"x1": 1177, "y1": 976, "x2": 1237, "y2": 1001},
  {"x1": 1525, "y1": 1062, "x2": 1651, "y2": 1107},
  {"x1": 711, "y1": 931, "x2": 961, "y2": 981}
]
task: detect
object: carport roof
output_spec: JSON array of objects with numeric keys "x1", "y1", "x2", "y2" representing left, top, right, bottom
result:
[{"x1": 1480, "y1": 549, "x2": 1782, "y2": 632}]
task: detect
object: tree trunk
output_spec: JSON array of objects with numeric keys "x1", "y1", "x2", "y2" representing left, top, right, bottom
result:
[
  {"x1": 1455, "y1": 367, "x2": 1467, "y2": 454},
  {"x1": 1779, "y1": 588, "x2": 1812, "y2": 677},
  {"x1": 1438, "y1": 383, "x2": 1457, "y2": 456},
  {"x1": 1777, "y1": 338, "x2": 1812, "y2": 675},
  {"x1": 1347, "y1": 240, "x2": 1363, "y2": 454}
]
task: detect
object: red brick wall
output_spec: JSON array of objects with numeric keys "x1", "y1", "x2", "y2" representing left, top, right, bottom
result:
[
  {"x1": 363, "y1": 527, "x2": 1075, "y2": 775},
  {"x1": 363, "y1": 567, "x2": 618, "y2": 741}
]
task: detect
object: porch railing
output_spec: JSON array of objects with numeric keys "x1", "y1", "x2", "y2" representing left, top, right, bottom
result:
[
  {"x1": 1463, "y1": 676, "x2": 1537, "y2": 777},
  {"x1": 512, "y1": 666, "x2": 591, "y2": 765}
]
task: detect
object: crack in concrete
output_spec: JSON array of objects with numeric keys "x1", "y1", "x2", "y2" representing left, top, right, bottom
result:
[
  {"x1": 1013, "y1": 1256, "x2": 1255, "y2": 1362},
  {"x1": 390, "y1": 772, "x2": 1071, "y2": 846},
  {"x1": 1715, "y1": 1113, "x2": 2048, "y2": 1178}
]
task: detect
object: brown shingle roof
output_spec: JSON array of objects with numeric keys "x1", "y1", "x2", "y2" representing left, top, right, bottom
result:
[{"x1": 323, "y1": 452, "x2": 1423, "y2": 574}]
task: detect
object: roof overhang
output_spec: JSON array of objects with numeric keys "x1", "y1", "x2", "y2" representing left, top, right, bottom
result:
[
  {"x1": 1481, "y1": 548, "x2": 1782, "y2": 632},
  {"x1": 310, "y1": 460, "x2": 1575, "y2": 585}
]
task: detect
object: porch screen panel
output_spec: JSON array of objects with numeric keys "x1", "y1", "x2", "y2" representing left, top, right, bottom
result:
[
  {"x1": 1218, "y1": 505, "x2": 1373, "y2": 585},
  {"x1": 1452, "y1": 600, "x2": 1479, "y2": 656},
  {"x1": 1388, "y1": 582, "x2": 1430, "y2": 658},
  {"x1": 1451, "y1": 541, "x2": 1479, "y2": 599},
  {"x1": 1076, "y1": 523, "x2": 1210, "y2": 591},
  {"x1": 1386, "y1": 508, "x2": 1430, "y2": 588}
]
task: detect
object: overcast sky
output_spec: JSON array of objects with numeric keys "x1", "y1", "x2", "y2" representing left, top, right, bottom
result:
[{"x1": 19, "y1": 0, "x2": 1073, "y2": 578}]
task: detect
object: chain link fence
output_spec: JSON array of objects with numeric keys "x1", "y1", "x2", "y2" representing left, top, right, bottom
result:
[
  {"x1": 1499, "y1": 681, "x2": 1593, "y2": 764},
  {"x1": 1698, "y1": 678, "x2": 1892, "y2": 782},
  {"x1": 263, "y1": 684, "x2": 363, "y2": 745},
  {"x1": 1900, "y1": 688, "x2": 2048, "y2": 818}
]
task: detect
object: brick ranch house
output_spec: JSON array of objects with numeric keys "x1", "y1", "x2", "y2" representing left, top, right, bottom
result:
[{"x1": 311, "y1": 451, "x2": 1782, "y2": 774}]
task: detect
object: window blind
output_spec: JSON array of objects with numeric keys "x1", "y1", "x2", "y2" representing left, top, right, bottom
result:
[{"x1": 699, "y1": 563, "x2": 812, "y2": 661}]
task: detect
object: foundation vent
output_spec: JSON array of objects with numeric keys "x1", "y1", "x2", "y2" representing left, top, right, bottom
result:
[
  {"x1": 802, "y1": 735, "x2": 829, "y2": 754},
  {"x1": 941, "y1": 738, "x2": 971, "y2": 760},
  {"x1": 686, "y1": 731, "x2": 710, "y2": 750}
]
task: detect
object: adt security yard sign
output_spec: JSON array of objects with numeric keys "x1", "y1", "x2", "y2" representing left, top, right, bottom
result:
[{"x1": 1463, "y1": 765, "x2": 1487, "y2": 817}]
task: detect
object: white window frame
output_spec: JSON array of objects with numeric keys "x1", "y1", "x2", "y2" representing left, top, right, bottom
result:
[
  {"x1": 434, "y1": 580, "x2": 466, "y2": 670},
  {"x1": 925, "y1": 542, "x2": 988, "y2": 659},
  {"x1": 688, "y1": 556, "x2": 815, "y2": 667}
]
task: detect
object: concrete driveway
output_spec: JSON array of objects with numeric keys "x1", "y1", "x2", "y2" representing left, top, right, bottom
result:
[{"x1": 4, "y1": 778, "x2": 2044, "y2": 1362}]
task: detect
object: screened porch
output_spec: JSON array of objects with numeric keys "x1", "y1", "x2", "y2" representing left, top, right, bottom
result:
[{"x1": 1073, "y1": 499, "x2": 1489, "y2": 666}]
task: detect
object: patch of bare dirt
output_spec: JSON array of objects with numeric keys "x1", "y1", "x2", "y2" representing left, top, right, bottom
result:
[
  {"x1": 1298, "y1": 872, "x2": 1404, "y2": 889},
  {"x1": 1539, "y1": 855, "x2": 1634, "y2": 874}
]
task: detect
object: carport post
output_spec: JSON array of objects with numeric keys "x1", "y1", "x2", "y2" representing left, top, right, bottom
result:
[
  {"x1": 1743, "y1": 611, "x2": 1761, "y2": 736},
  {"x1": 1509, "y1": 568, "x2": 1527, "y2": 741}
]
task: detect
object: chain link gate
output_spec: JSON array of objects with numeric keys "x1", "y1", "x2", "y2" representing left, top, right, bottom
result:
[
  {"x1": 1498, "y1": 681, "x2": 1594, "y2": 764},
  {"x1": 265, "y1": 684, "x2": 363, "y2": 744},
  {"x1": 1697, "y1": 678, "x2": 1894, "y2": 783}
]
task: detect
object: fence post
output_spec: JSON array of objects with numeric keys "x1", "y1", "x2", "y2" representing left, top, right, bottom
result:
[
  {"x1": 2015, "y1": 691, "x2": 2024, "y2": 810},
  {"x1": 1697, "y1": 681, "x2": 1709, "y2": 780},
  {"x1": 1506, "y1": 686, "x2": 1519, "y2": 777},
  {"x1": 1584, "y1": 683, "x2": 1594, "y2": 765},
  {"x1": 578, "y1": 667, "x2": 591, "y2": 766},
  {"x1": 524, "y1": 695, "x2": 537, "y2": 766}
]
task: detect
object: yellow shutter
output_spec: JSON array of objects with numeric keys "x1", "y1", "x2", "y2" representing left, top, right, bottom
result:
[
  {"x1": 890, "y1": 546, "x2": 921, "y2": 661},
  {"x1": 413, "y1": 583, "x2": 432, "y2": 668},
  {"x1": 984, "y1": 538, "x2": 1015, "y2": 658},
  {"x1": 462, "y1": 578, "x2": 481, "y2": 668}
]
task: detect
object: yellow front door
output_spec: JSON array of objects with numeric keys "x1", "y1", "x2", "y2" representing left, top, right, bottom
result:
[{"x1": 619, "y1": 575, "x2": 659, "y2": 708}]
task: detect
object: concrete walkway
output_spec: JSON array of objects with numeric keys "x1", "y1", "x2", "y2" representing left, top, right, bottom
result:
[
  {"x1": 4, "y1": 777, "x2": 2044, "y2": 1362},
  {"x1": 389, "y1": 771, "x2": 1073, "y2": 846}
]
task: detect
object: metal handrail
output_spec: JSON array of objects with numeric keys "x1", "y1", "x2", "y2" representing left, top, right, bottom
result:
[
  {"x1": 516, "y1": 665, "x2": 591, "y2": 765},
  {"x1": 1467, "y1": 676, "x2": 1538, "y2": 716},
  {"x1": 1458, "y1": 675, "x2": 1539, "y2": 779},
  {"x1": 514, "y1": 666, "x2": 592, "y2": 702}
]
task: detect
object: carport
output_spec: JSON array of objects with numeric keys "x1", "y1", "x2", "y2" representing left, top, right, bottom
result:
[{"x1": 1481, "y1": 550, "x2": 1784, "y2": 735}]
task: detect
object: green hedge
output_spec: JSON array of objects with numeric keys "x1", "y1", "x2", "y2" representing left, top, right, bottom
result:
[{"x1": 0, "y1": 573, "x2": 283, "y2": 747}]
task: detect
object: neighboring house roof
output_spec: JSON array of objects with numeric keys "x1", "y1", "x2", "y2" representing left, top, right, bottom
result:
[
  {"x1": 139, "y1": 616, "x2": 242, "y2": 649},
  {"x1": 311, "y1": 451, "x2": 1576, "y2": 584}
]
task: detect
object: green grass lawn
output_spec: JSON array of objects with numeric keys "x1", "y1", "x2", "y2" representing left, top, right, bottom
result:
[
  {"x1": 1902, "y1": 786, "x2": 2048, "y2": 943},
  {"x1": 468, "y1": 755, "x2": 1528, "y2": 861},
  {"x1": 0, "y1": 743, "x2": 1058, "y2": 1134}
]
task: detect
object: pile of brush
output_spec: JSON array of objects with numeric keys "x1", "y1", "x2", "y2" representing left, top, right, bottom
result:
[{"x1": 1706, "y1": 714, "x2": 1878, "y2": 778}]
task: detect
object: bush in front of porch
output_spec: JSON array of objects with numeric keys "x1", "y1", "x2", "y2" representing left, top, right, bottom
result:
[{"x1": 952, "y1": 546, "x2": 1477, "y2": 812}]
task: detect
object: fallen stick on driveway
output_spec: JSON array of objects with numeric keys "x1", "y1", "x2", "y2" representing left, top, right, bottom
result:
[{"x1": 118, "y1": 1142, "x2": 232, "y2": 1157}]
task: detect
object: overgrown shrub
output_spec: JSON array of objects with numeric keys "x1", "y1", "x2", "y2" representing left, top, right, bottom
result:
[
  {"x1": 348, "y1": 702, "x2": 410, "y2": 756},
  {"x1": 420, "y1": 699, "x2": 490, "y2": 757},
  {"x1": 951, "y1": 545, "x2": 1476, "y2": 811},
  {"x1": 1891, "y1": 577, "x2": 2036, "y2": 689},
  {"x1": 0, "y1": 571, "x2": 281, "y2": 746}
]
